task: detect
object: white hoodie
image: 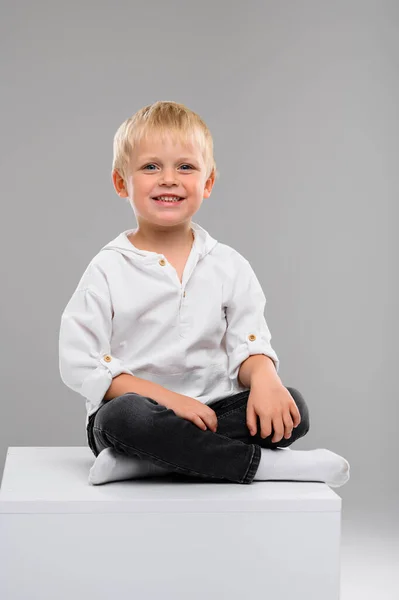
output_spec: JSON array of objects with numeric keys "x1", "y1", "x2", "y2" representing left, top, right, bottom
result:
[{"x1": 58, "y1": 221, "x2": 280, "y2": 428}]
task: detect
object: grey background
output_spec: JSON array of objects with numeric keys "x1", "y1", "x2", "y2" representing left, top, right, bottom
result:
[{"x1": 1, "y1": 1, "x2": 398, "y2": 596}]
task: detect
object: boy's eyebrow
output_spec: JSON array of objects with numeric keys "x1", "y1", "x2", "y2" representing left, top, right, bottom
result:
[{"x1": 139, "y1": 155, "x2": 198, "y2": 162}]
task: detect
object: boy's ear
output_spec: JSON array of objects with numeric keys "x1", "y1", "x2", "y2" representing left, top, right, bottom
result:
[
  {"x1": 203, "y1": 169, "x2": 216, "y2": 198},
  {"x1": 112, "y1": 169, "x2": 128, "y2": 197}
]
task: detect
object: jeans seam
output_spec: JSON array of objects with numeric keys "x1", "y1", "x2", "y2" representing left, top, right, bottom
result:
[
  {"x1": 241, "y1": 444, "x2": 254, "y2": 483},
  {"x1": 216, "y1": 393, "x2": 249, "y2": 421},
  {"x1": 217, "y1": 404, "x2": 246, "y2": 421},
  {"x1": 242, "y1": 444, "x2": 261, "y2": 483}
]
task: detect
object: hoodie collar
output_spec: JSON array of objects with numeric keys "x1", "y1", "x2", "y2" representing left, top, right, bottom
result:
[{"x1": 100, "y1": 221, "x2": 218, "y2": 264}]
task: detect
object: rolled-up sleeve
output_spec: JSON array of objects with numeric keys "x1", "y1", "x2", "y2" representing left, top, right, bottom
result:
[
  {"x1": 58, "y1": 265, "x2": 135, "y2": 412},
  {"x1": 224, "y1": 254, "x2": 280, "y2": 385}
]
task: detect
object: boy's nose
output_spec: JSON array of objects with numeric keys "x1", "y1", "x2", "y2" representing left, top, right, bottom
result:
[{"x1": 159, "y1": 170, "x2": 179, "y2": 183}]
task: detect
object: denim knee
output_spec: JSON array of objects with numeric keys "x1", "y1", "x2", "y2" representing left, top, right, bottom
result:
[{"x1": 94, "y1": 393, "x2": 154, "y2": 441}]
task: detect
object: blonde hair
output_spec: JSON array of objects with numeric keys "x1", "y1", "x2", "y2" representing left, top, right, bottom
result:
[{"x1": 112, "y1": 101, "x2": 219, "y2": 187}]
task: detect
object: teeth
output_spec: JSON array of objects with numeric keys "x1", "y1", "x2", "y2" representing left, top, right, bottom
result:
[{"x1": 155, "y1": 196, "x2": 182, "y2": 202}]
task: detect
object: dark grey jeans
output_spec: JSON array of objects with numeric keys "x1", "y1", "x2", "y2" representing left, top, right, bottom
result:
[{"x1": 87, "y1": 386, "x2": 310, "y2": 485}]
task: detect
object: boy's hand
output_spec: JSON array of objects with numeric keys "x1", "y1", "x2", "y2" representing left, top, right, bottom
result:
[
  {"x1": 246, "y1": 381, "x2": 301, "y2": 442},
  {"x1": 163, "y1": 394, "x2": 218, "y2": 433}
]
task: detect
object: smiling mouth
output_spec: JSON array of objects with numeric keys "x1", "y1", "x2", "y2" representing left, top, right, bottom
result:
[{"x1": 152, "y1": 197, "x2": 186, "y2": 205}]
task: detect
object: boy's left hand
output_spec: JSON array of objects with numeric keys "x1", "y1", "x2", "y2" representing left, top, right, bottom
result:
[{"x1": 246, "y1": 381, "x2": 301, "y2": 443}]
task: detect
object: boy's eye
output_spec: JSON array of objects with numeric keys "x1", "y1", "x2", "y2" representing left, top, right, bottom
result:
[{"x1": 143, "y1": 164, "x2": 193, "y2": 171}]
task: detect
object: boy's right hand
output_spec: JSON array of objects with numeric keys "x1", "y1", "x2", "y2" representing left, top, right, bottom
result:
[{"x1": 163, "y1": 394, "x2": 218, "y2": 433}]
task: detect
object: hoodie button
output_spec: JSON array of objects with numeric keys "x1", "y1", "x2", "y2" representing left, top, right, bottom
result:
[
  {"x1": 103, "y1": 354, "x2": 112, "y2": 362},
  {"x1": 159, "y1": 259, "x2": 166, "y2": 266},
  {"x1": 248, "y1": 334, "x2": 257, "y2": 341}
]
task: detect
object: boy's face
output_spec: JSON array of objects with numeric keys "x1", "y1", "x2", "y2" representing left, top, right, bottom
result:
[{"x1": 113, "y1": 132, "x2": 215, "y2": 226}]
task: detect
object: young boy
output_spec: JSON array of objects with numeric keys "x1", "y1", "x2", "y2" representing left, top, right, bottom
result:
[{"x1": 59, "y1": 101, "x2": 350, "y2": 487}]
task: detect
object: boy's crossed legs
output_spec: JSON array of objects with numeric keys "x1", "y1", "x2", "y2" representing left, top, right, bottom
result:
[{"x1": 88, "y1": 387, "x2": 349, "y2": 487}]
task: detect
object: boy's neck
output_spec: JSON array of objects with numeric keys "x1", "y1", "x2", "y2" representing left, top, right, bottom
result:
[{"x1": 129, "y1": 223, "x2": 194, "y2": 253}]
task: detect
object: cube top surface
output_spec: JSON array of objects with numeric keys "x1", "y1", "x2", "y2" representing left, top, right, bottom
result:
[{"x1": 0, "y1": 447, "x2": 341, "y2": 514}]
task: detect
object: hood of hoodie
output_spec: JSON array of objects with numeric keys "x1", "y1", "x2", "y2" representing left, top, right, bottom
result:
[{"x1": 99, "y1": 220, "x2": 219, "y2": 264}]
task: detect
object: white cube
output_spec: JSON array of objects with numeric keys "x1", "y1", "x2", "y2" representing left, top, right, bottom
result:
[{"x1": 0, "y1": 447, "x2": 342, "y2": 600}]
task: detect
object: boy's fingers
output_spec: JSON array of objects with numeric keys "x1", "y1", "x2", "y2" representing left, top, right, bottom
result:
[
  {"x1": 290, "y1": 399, "x2": 301, "y2": 426},
  {"x1": 283, "y1": 411, "x2": 294, "y2": 438},
  {"x1": 270, "y1": 416, "x2": 284, "y2": 442},
  {"x1": 246, "y1": 403, "x2": 257, "y2": 435},
  {"x1": 258, "y1": 412, "x2": 273, "y2": 439},
  {"x1": 202, "y1": 411, "x2": 217, "y2": 432}
]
